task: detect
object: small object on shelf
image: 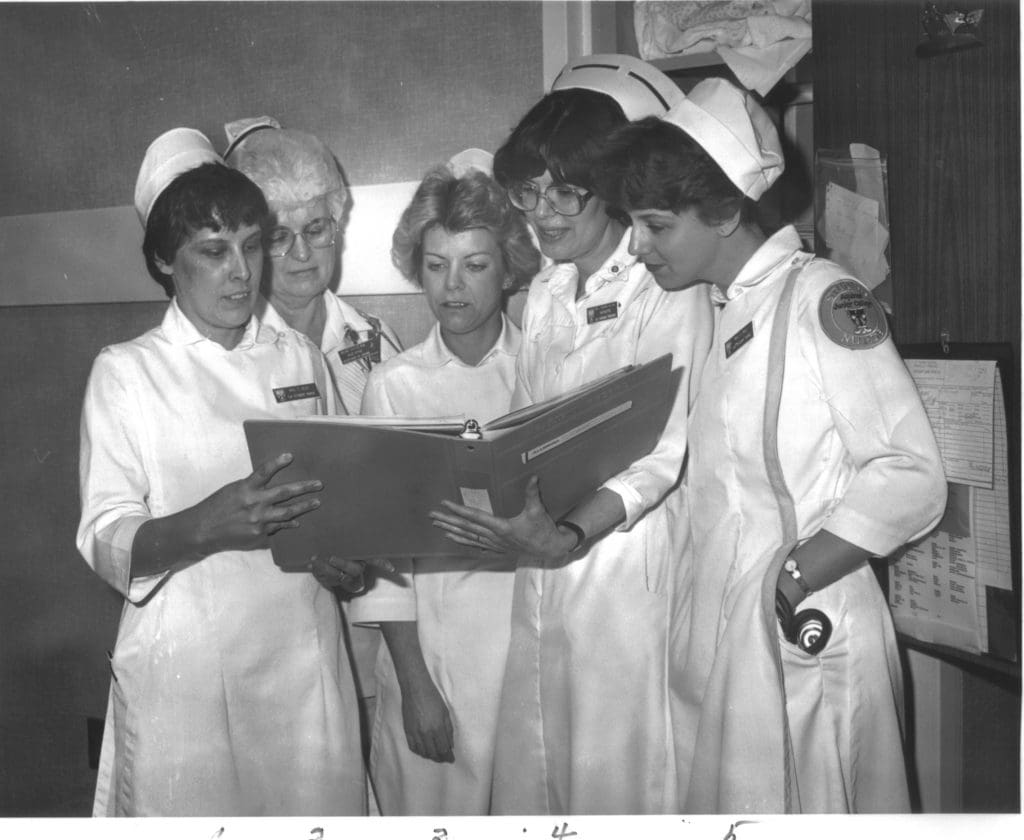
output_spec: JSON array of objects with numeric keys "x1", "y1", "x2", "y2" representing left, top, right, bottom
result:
[{"x1": 917, "y1": 3, "x2": 984, "y2": 57}]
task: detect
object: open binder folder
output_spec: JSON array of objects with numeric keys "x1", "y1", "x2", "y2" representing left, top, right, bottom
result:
[{"x1": 244, "y1": 353, "x2": 682, "y2": 568}]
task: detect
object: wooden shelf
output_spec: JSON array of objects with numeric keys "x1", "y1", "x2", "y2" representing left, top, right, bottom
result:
[{"x1": 648, "y1": 51, "x2": 726, "y2": 72}]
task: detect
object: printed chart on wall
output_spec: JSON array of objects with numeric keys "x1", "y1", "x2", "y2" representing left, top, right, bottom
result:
[{"x1": 889, "y1": 352, "x2": 1017, "y2": 662}]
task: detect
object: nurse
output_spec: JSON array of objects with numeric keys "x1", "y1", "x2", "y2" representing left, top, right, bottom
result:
[
  {"x1": 224, "y1": 117, "x2": 404, "y2": 727},
  {"x1": 224, "y1": 117, "x2": 404, "y2": 416},
  {"x1": 597, "y1": 78, "x2": 947, "y2": 812},
  {"x1": 429, "y1": 56, "x2": 714, "y2": 814},
  {"x1": 348, "y1": 150, "x2": 540, "y2": 815},
  {"x1": 77, "y1": 128, "x2": 375, "y2": 816}
]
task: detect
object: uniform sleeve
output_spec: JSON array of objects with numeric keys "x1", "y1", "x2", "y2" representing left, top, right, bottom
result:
[
  {"x1": 75, "y1": 349, "x2": 168, "y2": 603},
  {"x1": 510, "y1": 293, "x2": 537, "y2": 411},
  {"x1": 347, "y1": 558, "x2": 417, "y2": 624},
  {"x1": 602, "y1": 283, "x2": 715, "y2": 529},
  {"x1": 800, "y1": 272, "x2": 947, "y2": 555},
  {"x1": 360, "y1": 366, "x2": 398, "y2": 416}
]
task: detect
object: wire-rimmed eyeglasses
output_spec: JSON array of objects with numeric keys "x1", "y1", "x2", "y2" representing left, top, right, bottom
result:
[{"x1": 266, "y1": 216, "x2": 337, "y2": 258}]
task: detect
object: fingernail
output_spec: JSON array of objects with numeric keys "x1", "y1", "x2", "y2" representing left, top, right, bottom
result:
[{"x1": 311, "y1": 499, "x2": 321, "y2": 508}]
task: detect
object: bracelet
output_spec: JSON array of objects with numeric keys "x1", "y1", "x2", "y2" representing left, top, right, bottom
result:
[
  {"x1": 555, "y1": 519, "x2": 586, "y2": 553},
  {"x1": 783, "y1": 555, "x2": 812, "y2": 595}
]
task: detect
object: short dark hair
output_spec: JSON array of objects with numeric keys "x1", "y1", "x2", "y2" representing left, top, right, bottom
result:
[
  {"x1": 142, "y1": 162, "x2": 269, "y2": 297},
  {"x1": 391, "y1": 166, "x2": 540, "y2": 292},
  {"x1": 493, "y1": 89, "x2": 628, "y2": 193},
  {"x1": 595, "y1": 117, "x2": 750, "y2": 227}
]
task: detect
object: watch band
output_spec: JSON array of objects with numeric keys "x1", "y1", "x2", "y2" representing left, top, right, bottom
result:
[
  {"x1": 783, "y1": 555, "x2": 812, "y2": 595},
  {"x1": 775, "y1": 587, "x2": 796, "y2": 639},
  {"x1": 555, "y1": 519, "x2": 586, "y2": 553}
]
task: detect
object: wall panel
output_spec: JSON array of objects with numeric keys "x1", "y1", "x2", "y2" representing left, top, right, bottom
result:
[{"x1": 813, "y1": 0, "x2": 1021, "y2": 813}]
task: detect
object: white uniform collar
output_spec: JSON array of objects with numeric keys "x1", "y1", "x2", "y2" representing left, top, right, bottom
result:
[
  {"x1": 420, "y1": 314, "x2": 520, "y2": 368},
  {"x1": 543, "y1": 228, "x2": 637, "y2": 303},
  {"x1": 321, "y1": 291, "x2": 380, "y2": 352},
  {"x1": 711, "y1": 225, "x2": 804, "y2": 306},
  {"x1": 254, "y1": 291, "x2": 375, "y2": 351},
  {"x1": 163, "y1": 297, "x2": 274, "y2": 349}
]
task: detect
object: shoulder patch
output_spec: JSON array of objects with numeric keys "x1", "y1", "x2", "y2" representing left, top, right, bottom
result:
[{"x1": 818, "y1": 279, "x2": 889, "y2": 350}]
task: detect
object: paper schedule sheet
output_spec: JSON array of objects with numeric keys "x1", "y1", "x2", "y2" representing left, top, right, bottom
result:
[
  {"x1": 890, "y1": 360, "x2": 1013, "y2": 656},
  {"x1": 906, "y1": 358, "x2": 995, "y2": 487}
]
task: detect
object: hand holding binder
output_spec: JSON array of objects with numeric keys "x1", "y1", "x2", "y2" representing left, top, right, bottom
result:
[
  {"x1": 244, "y1": 353, "x2": 682, "y2": 568},
  {"x1": 429, "y1": 474, "x2": 582, "y2": 561}
]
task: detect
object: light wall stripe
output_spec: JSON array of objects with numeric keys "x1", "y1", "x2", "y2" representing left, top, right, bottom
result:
[{"x1": 0, "y1": 181, "x2": 422, "y2": 307}]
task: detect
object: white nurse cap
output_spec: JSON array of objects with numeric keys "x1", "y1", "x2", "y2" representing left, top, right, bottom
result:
[
  {"x1": 222, "y1": 115, "x2": 282, "y2": 160},
  {"x1": 134, "y1": 128, "x2": 221, "y2": 226},
  {"x1": 447, "y1": 148, "x2": 494, "y2": 177},
  {"x1": 662, "y1": 78, "x2": 784, "y2": 200},
  {"x1": 551, "y1": 53, "x2": 684, "y2": 120}
]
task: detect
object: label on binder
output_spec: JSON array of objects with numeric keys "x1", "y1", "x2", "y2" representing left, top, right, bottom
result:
[
  {"x1": 459, "y1": 487, "x2": 494, "y2": 513},
  {"x1": 522, "y1": 401, "x2": 632, "y2": 463}
]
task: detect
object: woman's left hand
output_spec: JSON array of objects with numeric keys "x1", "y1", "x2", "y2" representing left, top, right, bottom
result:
[
  {"x1": 429, "y1": 476, "x2": 576, "y2": 561},
  {"x1": 309, "y1": 555, "x2": 393, "y2": 595}
]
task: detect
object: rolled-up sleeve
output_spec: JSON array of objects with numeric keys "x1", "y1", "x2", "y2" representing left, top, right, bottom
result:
[
  {"x1": 347, "y1": 558, "x2": 417, "y2": 625},
  {"x1": 76, "y1": 350, "x2": 167, "y2": 603},
  {"x1": 602, "y1": 283, "x2": 714, "y2": 529},
  {"x1": 803, "y1": 277, "x2": 947, "y2": 555}
]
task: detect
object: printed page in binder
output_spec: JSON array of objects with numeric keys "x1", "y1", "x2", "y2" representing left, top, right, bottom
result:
[{"x1": 890, "y1": 360, "x2": 1014, "y2": 656}]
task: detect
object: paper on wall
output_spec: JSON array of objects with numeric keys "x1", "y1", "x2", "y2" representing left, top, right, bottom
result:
[{"x1": 823, "y1": 181, "x2": 890, "y2": 290}]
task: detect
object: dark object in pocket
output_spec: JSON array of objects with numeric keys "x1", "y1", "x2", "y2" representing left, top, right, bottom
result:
[{"x1": 790, "y1": 609, "x2": 832, "y2": 655}]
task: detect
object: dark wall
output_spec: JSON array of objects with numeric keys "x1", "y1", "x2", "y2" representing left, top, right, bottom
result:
[
  {"x1": 0, "y1": 1, "x2": 544, "y2": 215},
  {"x1": 813, "y1": 0, "x2": 1020, "y2": 813},
  {"x1": 813, "y1": 0, "x2": 1020, "y2": 352}
]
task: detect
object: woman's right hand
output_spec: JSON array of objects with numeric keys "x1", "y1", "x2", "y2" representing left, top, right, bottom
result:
[
  {"x1": 194, "y1": 453, "x2": 322, "y2": 555},
  {"x1": 130, "y1": 453, "x2": 322, "y2": 580},
  {"x1": 400, "y1": 671, "x2": 455, "y2": 764}
]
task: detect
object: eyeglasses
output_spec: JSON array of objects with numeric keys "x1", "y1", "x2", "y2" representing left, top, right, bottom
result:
[
  {"x1": 507, "y1": 182, "x2": 593, "y2": 217},
  {"x1": 266, "y1": 216, "x2": 337, "y2": 258}
]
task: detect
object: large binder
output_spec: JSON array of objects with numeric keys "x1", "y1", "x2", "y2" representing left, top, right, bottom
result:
[{"x1": 244, "y1": 353, "x2": 682, "y2": 568}]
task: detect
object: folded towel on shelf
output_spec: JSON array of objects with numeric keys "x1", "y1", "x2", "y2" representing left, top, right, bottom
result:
[{"x1": 635, "y1": 0, "x2": 812, "y2": 95}]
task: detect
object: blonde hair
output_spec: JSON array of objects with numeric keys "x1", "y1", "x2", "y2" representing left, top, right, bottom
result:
[{"x1": 392, "y1": 166, "x2": 540, "y2": 291}]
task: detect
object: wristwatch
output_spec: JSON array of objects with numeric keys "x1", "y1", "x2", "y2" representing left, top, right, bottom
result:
[
  {"x1": 783, "y1": 555, "x2": 812, "y2": 595},
  {"x1": 556, "y1": 519, "x2": 586, "y2": 553}
]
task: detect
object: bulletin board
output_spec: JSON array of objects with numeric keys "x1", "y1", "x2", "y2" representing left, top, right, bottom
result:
[{"x1": 886, "y1": 343, "x2": 1020, "y2": 681}]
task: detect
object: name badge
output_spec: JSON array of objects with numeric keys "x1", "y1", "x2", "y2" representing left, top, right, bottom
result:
[
  {"x1": 273, "y1": 383, "x2": 321, "y2": 403},
  {"x1": 724, "y1": 321, "x2": 754, "y2": 358},
  {"x1": 339, "y1": 336, "x2": 380, "y2": 366},
  {"x1": 586, "y1": 302, "x2": 619, "y2": 324}
]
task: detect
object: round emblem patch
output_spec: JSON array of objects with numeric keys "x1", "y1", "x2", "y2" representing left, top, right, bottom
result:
[{"x1": 818, "y1": 279, "x2": 889, "y2": 350}]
